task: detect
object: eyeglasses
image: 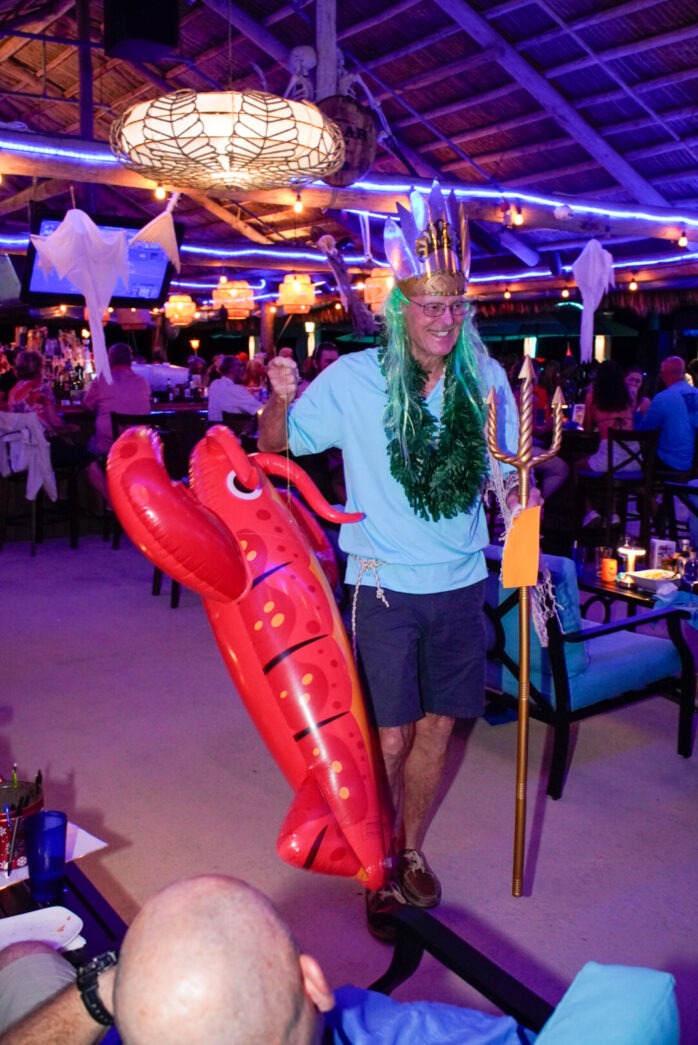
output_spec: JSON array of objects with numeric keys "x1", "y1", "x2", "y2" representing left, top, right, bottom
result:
[{"x1": 408, "y1": 300, "x2": 467, "y2": 318}]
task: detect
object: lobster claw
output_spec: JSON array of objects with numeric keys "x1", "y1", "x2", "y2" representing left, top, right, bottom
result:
[{"x1": 107, "y1": 427, "x2": 251, "y2": 602}]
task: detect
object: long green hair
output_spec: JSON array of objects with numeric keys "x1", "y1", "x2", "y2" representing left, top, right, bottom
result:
[{"x1": 377, "y1": 286, "x2": 490, "y2": 520}]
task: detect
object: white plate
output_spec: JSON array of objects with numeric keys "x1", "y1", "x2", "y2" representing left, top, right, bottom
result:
[
  {"x1": 0, "y1": 906, "x2": 84, "y2": 951},
  {"x1": 626, "y1": 569, "x2": 679, "y2": 592}
]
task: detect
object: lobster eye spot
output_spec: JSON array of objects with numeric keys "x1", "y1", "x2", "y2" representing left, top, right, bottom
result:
[{"x1": 226, "y1": 470, "x2": 262, "y2": 500}]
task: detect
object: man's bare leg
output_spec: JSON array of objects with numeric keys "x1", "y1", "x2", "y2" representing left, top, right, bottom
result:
[
  {"x1": 401, "y1": 712, "x2": 455, "y2": 851},
  {"x1": 377, "y1": 722, "x2": 415, "y2": 847}
]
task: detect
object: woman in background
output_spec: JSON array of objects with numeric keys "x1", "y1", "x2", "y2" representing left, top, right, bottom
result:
[{"x1": 624, "y1": 365, "x2": 651, "y2": 426}]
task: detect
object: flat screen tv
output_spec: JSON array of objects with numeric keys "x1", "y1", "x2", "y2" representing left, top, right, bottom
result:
[{"x1": 21, "y1": 211, "x2": 183, "y2": 309}]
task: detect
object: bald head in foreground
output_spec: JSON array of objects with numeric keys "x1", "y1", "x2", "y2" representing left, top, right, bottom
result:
[{"x1": 115, "y1": 875, "x2": 333, "y2": 1045}]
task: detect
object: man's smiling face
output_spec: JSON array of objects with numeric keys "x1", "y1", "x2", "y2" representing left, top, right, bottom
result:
[{"x1": 403, "y1": 296, "x2": 465, "y2": 373}]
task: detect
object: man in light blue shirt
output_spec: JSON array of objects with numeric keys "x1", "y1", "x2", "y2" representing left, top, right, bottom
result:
[
  {"x1": 638, "y1": 356, "x2": 698, "y2": 473},
  {"x1": 259, "y1": 185, "x2": 526, "y2": 933}
]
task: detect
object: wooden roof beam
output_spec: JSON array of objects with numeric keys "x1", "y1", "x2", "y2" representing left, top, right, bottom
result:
[
  {"x1": 433, "y1": 0, "x2": 670, "y2": 207},
  {"x1": 0, "y1": 178, "x2": 72, "y2": 217}
]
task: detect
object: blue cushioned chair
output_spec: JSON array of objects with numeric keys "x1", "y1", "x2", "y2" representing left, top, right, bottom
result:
[{"x1": 484, "y1": 545, "x2": 695, "y2": 799}]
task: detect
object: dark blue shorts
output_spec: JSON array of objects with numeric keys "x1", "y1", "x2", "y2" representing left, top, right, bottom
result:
[{"x1": 353, "y1": 581, "x2": 486, "y2": 728}]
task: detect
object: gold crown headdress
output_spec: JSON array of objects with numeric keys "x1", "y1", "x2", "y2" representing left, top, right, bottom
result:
[{"x1": 384, "y1": 181, "x2": 470, "y2": 298}]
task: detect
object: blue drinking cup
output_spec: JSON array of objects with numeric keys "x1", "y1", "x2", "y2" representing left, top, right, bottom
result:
[{"x1": 23, "y1": 810, "x2": 67, "y2": 904}]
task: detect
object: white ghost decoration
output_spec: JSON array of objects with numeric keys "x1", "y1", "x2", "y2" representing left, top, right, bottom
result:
[
  {"x1": 572, "y1": 239, "x2": 615, "y2": 364},
  {"x1": 31, "y1": 210, "x2": 129, "y2": 382}
]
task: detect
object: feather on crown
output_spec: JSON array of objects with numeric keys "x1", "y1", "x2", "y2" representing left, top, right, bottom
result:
[{"x1": 384, "y1": 181, "x2": 470, "y2": 297}]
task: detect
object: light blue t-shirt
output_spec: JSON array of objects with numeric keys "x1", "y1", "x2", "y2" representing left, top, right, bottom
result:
[
  {"x1": 287, "y1": 349, "x2": 518, "y2": 594},
  {"x1": 638, "y1": 380, "x2": 698, "y2": 471}
]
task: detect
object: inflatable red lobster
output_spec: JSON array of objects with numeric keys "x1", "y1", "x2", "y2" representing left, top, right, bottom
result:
[{"x1": 107, "y1": 424, "x2": 389, "y2": 890}]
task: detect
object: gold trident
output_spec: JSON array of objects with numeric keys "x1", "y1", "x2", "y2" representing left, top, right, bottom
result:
[{"x1": 486, "y1": 356, "x2": 565, "y2": 896}]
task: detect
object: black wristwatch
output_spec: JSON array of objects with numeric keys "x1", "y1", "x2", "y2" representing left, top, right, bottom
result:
[{"x1": 76, "y1": 951, "x2": 118, "y2": 1026}]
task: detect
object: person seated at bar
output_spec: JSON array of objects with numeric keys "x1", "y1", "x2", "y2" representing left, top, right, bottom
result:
[
  {"x1": 577, "y1": 359, "x2": 634, "y2": 528},
  {"x1": 6, "y1": 349, "x2": 91, "y2": 471},
  {"x1": 207, "y1": 355, "x2": 261, "y2": 423},
  {"x1": 637, "y1": 355, "x2": 698, "y2": 477},
  {"x1": 0, "y1": 874, "x2": 524, "y2": 1044},
  {"x1": 82, "y1": 343, "x2": 151, "y2": 507},
  {"x1": 241, "y1": 356, "x2": 267, "y2": 391},
  {"x1": 624, "y1": 365, "x2": 651, "y2": 426}
]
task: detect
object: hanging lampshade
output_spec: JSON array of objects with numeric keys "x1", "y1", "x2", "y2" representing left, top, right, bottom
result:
[
  {"x1": 363, "y1": 267, "x2": 394, "y2": 312},
  {"x1": 212, "y1": 279, "x2": 255, "y2": 319},
  {"x1": 164, "y1": 293, "x2": 197, "y2": 326},
  {"x1": 277, "y1": 274, "x2": 315, "y2": 314},
  {"x1": 110, "y1": 89, "x2": 345, "y2": 192}
]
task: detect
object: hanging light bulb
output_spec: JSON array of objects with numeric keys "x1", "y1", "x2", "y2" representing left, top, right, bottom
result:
[
  {"x1": 513, "y1": 206, "x2": 524, "y2": 226},
  {"x1": 629, "y1": 275, "x2": 638, "y2": 292},
  {"x1": 154, "y1": 184, "x2": 167, "y2": 201},
  {"x1": 293, "y1": 192, "x2": 303, "y2": 214},
  {"x1": 561, "y1": 285, "x2": 570, "y2": 299},
  {"x1": 678, "y1": 230, "x2": 688, "y2": 248},
  {"x1": 277, "y1": 274, "x2": 315, "y2": 314},
  {"x1": 504, "y1": 287, "x2": 512, "y2": 300}
]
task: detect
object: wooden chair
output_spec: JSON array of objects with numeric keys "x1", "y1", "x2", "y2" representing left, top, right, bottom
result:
[
  {"x1": 221, "y1": 410, "x2": 258, "y2": 451},
  {"x1": 0, "y1": 412, "x2": 81, "y2": 554},
  {"x1": 661, "y1": 480, "x2": 698, "y2": 543},
  {"x1": 576, "y1": 428, "x2": 658, "y2": 549},
  {"x1": 484, "y1": 545, "x2": 695, "y2": 799},
  {"x1": 110, "y1": 413, "x2": 184, "y2": 608}
]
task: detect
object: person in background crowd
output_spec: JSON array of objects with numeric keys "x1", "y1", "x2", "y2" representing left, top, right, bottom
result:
[
  {"x1": 207, "y1": 355, "x2": 261, "y2": 423},
  {"x1": 314, "y1": 342, "x2": 340, "y2": 372},
  {"x1": 638, "y1": 355, "x2": 698, "y2": 476},
  {"x1": 624, "y1": 365, "x2": 651, "y2": 426},
  {"x1": 578, "y1": 359, "x2": 634, "y2": 528},
  {"x1": 7, "y1": 349, "x2": 92, "y2": 471},
  {"x1": 205, "y1": 354, "x2": 225, "y2": 386},
  {"x1": 242, "y1": 356, "x2": 267, "y2": 391},
  {"x1": 685, "y1": 357, "x2": 698, "y2": 388},
  {"x1": 82, "y1": 342, "x2": 151, "y2": 506}
]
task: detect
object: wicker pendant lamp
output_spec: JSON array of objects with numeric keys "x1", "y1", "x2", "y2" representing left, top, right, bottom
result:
[{"x1": 111, "y1": 89, "x2": 345, "y2": 192}]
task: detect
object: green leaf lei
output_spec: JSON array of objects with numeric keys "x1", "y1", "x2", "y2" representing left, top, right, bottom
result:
[{"x1": 379, "y1": 347, "x2": 487, "y2": 522}]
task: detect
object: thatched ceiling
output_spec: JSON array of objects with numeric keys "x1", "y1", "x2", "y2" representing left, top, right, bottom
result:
[{"x1": 1, "y1": 0, "x2": 697, "y2": 317}]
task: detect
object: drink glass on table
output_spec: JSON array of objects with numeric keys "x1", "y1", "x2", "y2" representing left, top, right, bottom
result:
[
  {"x1": 24, "y1": 810, "x2": 67, "y2": 904},
  {"x1": 599, "y1": 548, "x2": 618, "y2": 583}
]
